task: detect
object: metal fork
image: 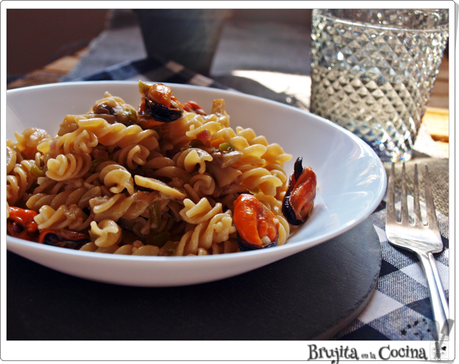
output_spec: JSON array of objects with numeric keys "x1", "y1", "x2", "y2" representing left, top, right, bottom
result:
[{"x1": 386, "y1": 163, "x2": 449, "y2": 342}]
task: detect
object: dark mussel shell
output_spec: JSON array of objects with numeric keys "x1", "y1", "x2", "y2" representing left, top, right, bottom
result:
[
  {"x1": 282, "y1": 156, "x2": 317, "y2": 226},
  {"x1": 282, "y1": 195, "x2": 303, "y2": 226},
  {"x1": 38, "y1": 229, "x2": 90, "y2": 250},
  {"x1": 233, "y1": 193, "x2": 279, "y2": 251},
  {"x1": 142, "y1": 98, "x2": 183, "y2": 123}
]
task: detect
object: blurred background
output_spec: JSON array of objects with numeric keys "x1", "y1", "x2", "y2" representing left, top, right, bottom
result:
[
  {"x1": 8, "y1": 8, "x2": 314, "y2": 110},
  {"x1": 8, "y1": 9, "x2": 312, "y2": 80},
  {"x1": 6, "y1": 8, "x2": 447, "y2": 152},
  {"x1": 8, "y1": 9, "x2": 109, "y2": 78}
]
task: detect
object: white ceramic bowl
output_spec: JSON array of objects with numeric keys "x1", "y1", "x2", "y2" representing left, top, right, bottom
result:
[{"x1": 6, "y1": 81, "x2": 386, "y2": 287}]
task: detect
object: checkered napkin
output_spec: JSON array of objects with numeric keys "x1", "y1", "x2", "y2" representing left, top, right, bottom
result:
[
  {"x1": 82, "y1": 56, "x2": 229, "y2": 90},
  {"x1": 334, "y1": 197, "x2": 450, "y2": 340},
  {"x1": 80, "y1": 57, "x2": 450, "y2": 341}
]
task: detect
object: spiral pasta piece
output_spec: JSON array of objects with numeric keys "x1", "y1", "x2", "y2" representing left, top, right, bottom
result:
[
  {"x1": 32, "y1": 176, "x2": 63, "y2": 194},
  {"x1": 238, "y1": 144, "x2": 268, "y2": 167},
  {"x1": 26, "y1": 187, "x2": 87, "y2": 212},
  {"x1": 115, "y1": 241, "x2": 160, "y2": 256},
  {"x1": 37, "y1": 127, "x2": 98, "y2": 158},
  {"x1": 179, "y1": 197, "x2": 223, "y2": 225},
  {"x1": 13, "y1": 127, "x2": 50, "y2": 159},
  {"x1": 44, "y1": 114, "x2": 158, "y2": 153},
  {"x1": 26, "y1": 183, "x2": 104, "y2": 212},
  {"x1": 206, "y1": 125, "x2": 237, "y2": 148},
  {"x1": 46, "y1": 153, "x2": 92, "y2": 181},
  {"x1": 76, "y1": 117, "x2": 159, "y2": 149},
  {"x1": 264, "y1": 163, "x2": 289, "y2": 186},
  {"x1": 6, "y1": 145, "x2": 18, "y2": 174},
  {"x1": 238, "y1": 164, "x2": 283, "y2": 196},
  {"x1": 7, "y1": 160, "x2": 37, "y2": 205},
  {"x1": 97, "y1": 161, "x2": 134, "y2": 195},
  {"x1": 262, "y1": 143, "x2": 293, "y2": 166},
  {"x1": 153, "y1": 163, "x2": 192, "y2": 184},
  {"x1": 142, "y1": 154, "x2": 175, "y2": 170},
  {"x1": 32, "y1": 176, "x2": 85, "y2": 194},
  {"x1": 275, "y1": 214, "x2": 290, "y2": 246},
  {"x1": 34, "y1": 204, "x2": 91, "y2": 231},
  {"x1": 174, "y1": 210, "x2": 236, "y2": 256},
  {"x1": 175, "y1": 148, "x2": 213, "y2": 174},
  {"x1": 62, "y1": 129, "x2": 98, "y2": 156},
  {"x1": 184, "y1": 173, "x2": 216, "y2": 202},
  {"x1": 186, "y1": 120, "x2": 224, "y2": 140},
  {"x1": 111, "y1": 144, "x2": 150, "y2": 170},
  {"x1": 235, "y1": 127, "x2": 261, "y2": 144},
  {"x1": 264, "y1": 163, "x2": 289, "y2": 199},
  {"x1": 80, "y1": 239, "x2": 160, "y2": 256},
  {"x1": 89, "y1": 190, "x2": 159, "y2": 222},
  {"x1": 89, "y1": 219, "x2": 122, "y2": 247}
]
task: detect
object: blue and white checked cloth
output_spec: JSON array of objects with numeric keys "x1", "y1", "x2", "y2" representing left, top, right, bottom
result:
[
  {"x1": 75, "y1": 56, "x2": 449, "y2": 341},
  {"x1": 81, "y1": 56, "x2": 228, "y2": 90},
  {"x1": 336, "y1": 199, "x2": 449, "y2": 340}
]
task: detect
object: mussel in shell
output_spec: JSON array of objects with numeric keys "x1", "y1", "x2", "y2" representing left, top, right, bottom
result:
[
  {"x1": 38, "y1": 229, "x2": 91, "y2": 250},
  {"x1": 282, "y1": 156, "x2": 317, "y2": 226},
  {"x1": 141, "y1": 98, "x2": 183, "y2": 123},
  {"x1": 137, "y1": 81, "x2": 184, "y2": 128},
  {"x1": 233, "y1": 193, "x2": 280, "y2": 251}
]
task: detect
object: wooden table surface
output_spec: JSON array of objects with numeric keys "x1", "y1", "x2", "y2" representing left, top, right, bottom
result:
[{"x1": 7, "y1": 49, "x2": 449, "y2": 156}]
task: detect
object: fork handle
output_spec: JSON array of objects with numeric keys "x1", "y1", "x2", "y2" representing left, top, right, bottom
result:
[
  {"x1": 427, "y1": 253, "x2": 450, "y2": 317},
  {"x1": 418, "y1": 252, "x2": 449, "y2": 340}
]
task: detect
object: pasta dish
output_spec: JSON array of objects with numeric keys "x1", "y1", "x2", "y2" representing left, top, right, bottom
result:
[{"x1": 6, "y1": 82, "x2": 316, "y2": 256}]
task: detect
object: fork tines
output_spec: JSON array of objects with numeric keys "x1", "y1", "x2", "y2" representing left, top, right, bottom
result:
[{"x1": 388, "y1": 163, "x2": 439, "y2": 230}]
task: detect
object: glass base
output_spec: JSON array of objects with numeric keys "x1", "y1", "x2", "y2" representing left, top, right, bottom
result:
[{"x1": 365, "y1": 139, "x2": 413, "y2": 163}]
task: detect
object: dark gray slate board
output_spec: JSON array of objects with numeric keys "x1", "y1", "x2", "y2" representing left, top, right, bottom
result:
[{"x1": 7, "y1": 218, "x2": 381, "y2": 340}]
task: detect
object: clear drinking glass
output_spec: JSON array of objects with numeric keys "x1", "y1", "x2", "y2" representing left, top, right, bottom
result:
[{"x1": 310, "y1": 9, "x2": 448, "y2": 162}]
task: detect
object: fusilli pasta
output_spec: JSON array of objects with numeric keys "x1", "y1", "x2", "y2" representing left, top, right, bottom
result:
[{"x1": 6, "y1": 81, "x2": 301, "y2": 257}]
